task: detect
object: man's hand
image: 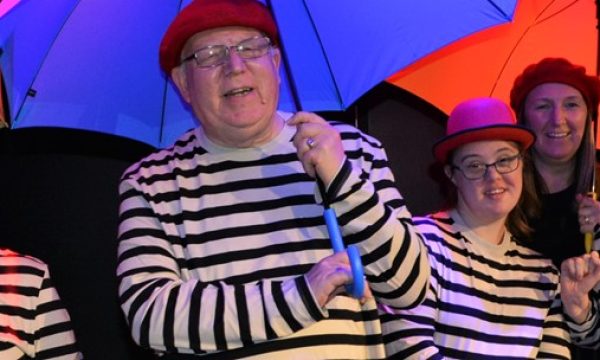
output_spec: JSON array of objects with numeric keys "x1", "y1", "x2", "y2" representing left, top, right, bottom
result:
[{"x1": 305, "y1": 251, "x2": 372, "y2": 307}]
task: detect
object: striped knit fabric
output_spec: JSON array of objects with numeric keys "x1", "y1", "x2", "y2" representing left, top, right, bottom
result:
[
  {"x1": 566, "y1": 286, "x2": 600, "y2": 349},
  {"x1": 0, "y1": 249, "x2": 81, "y2": 359},
  {"x1": 380, "y1": 210, "x2": 571, "y2": 359},
  {"x1": 116, "y1": 114, "x2": 430, "y2": 358}
]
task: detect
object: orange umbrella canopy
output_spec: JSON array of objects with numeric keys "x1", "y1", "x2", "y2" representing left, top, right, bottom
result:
[{"x1": 388, "y1": 0, "x2": 597, "y2": 116}]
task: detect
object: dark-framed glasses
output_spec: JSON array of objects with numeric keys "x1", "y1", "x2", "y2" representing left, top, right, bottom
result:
[
  {"x1": 451, "y1": 153, "x2": 522, "y2": 180},
  {"x1": 181, "y1": 36, "x2": 272, "y2": 69}
]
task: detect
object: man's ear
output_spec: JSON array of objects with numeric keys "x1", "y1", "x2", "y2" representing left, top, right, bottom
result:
[
  {"x1": 170, "y1": 66, "x2": 192, "y2": 104},
  {"x1": 271, "y1": 47, "x2": 282, "y2": 85}
]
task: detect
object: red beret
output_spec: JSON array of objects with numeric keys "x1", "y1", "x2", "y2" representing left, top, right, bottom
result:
[
  {"x1": 159, "y1": 0, "x2": 279, "y2": 74},
  {"x1": 433, "y1": 97, "x2": 535, "y2": 163},
  {"x1": 510, "y1": 57, "x2": 600, "y2": 119}
]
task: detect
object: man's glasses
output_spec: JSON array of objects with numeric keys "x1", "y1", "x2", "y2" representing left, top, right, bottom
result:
[
  {"x1": 181, "y1": 36, "x2": 272, "y2": 69},
  {"x1": 451, "y1": 153, "x2": 522, "y2": 180}
]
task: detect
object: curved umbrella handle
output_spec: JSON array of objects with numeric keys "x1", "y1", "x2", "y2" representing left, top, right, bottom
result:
[{"x1": 323, "y1": 208, "x2": 365, "y2": 299}]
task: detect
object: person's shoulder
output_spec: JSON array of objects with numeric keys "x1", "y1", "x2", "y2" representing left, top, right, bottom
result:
[
  {"x1": 0, "y1": 248, "x2": 48, "y2": 272},
  {"x1": 121, "y1": 128, "x2": 199, "y2": 181},
  {"x1": 509, "y1": 239, "x2": 559, "y2": 271},
  {"x1": 413, "y1": 211, "x2": 454, "y2": 242},
  {"x1": 415, "y1": 210, "x2": 453, "y2": 227},
  {"x1": 328, "y1": 120, "x2": 384, "y2": 149}
]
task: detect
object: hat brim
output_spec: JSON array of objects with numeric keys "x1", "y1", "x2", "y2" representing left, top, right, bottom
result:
[{"x1": 432, "y1": 125, "x2": 535, "y2": 163}]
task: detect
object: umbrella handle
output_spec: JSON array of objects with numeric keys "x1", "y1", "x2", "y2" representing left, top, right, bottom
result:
[
  {"x1": 323, "y1": 208, "x2": 365, "y2": 299},
  {"x1": 585, "y1": 191, "x2": 598, "y2": 253}
]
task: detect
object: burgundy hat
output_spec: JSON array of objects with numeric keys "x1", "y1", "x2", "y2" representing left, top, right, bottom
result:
[
  {"x1": 433, "y1": 97, "x2": 535, "y2": 163},
  {"x1": 159, "y1": 0, "x2": 279, "y2": 74},
  {"x1": 510, "y1": 57, "x2": 600, "y2": 119}
]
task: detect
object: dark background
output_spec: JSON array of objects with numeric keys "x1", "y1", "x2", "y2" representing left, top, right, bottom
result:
[{"x1": 0, "y1": 82, "x2": 446, "y2": 359}]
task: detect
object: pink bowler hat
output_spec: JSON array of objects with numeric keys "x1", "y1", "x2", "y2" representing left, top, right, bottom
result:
[{"x1": 433, "y1": 97, "x2": 535, "y2": 163}]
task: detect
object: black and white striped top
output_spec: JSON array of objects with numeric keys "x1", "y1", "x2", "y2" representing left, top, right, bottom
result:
[
  {"x1": 566, "y1": 277, "x2": 600, "y2": 349},
  {"x1": 116, "y1": 114, "x2": 430, "y2": 358},
  {"x1": 380, "y1": 210, "x2": 571, "y2": 359},
  {"x1": 0, "y1": 249, "x2": 81, "y2": 359}
]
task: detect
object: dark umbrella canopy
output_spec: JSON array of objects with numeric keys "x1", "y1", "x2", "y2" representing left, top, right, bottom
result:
[{"x1": 0, "y1": 0, "x2": 517, "y2": 148}]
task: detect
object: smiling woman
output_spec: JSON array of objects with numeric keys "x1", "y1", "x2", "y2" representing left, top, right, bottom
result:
[{"x1": 510, "y1": 57, "x2": 600, "y2": 360}]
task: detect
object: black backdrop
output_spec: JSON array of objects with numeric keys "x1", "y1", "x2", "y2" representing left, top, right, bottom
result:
[{"x1": 0, "y1": 127, "x2": 156, "y2": 359}]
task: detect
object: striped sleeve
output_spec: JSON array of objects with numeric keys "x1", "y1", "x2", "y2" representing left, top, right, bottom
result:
[
  {"x1": 378, "y1": 244, "x2": 443, "y2": 359},
  {"x1": 567, "y1": 221, "x2": 600, "y2": 347},
  {"x1": 538, "y1": 292, "x2": 571, "y2": 358},
  {"x1": 329, "y1": 125, "x2": 429, "y2": 309},
  {"x1": 379, "y1": 284, "x2": 442, "y2": 359},
  {"x1": 567, "y1": 290, "x2": 600, "y2": 348},
  {"x1": 0, "y1": 251, "x2": 81, "y2": 359}
]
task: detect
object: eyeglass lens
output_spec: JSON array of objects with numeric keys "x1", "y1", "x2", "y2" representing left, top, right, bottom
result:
[
  {"x1": 183, "y1": 36, "x2": 271, "y2": 68},
  {"x1": 454, "y1": 154, "x2": 521, "y2": 180}
]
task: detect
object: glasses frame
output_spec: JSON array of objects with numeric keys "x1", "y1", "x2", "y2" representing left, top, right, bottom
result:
[
  {"x1": 180, "y1": 35, "x2": 272, "y2": 69},
  {"x1": 451, "y1": 153, "x2": 522, "y2": 180}
]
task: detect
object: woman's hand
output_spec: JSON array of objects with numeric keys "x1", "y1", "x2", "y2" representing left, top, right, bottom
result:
[
  {"x1": 576, "y1": 193, "x2": 600, "y2": 235},
  {"x1": 561, "y1": 251, "x2": 600, "y2": 323}
]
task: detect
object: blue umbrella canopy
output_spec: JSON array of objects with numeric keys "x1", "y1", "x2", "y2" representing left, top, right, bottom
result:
[
  {"x1": 269, "y1": 0, "x2": 518, "y2": 110},
  {"x1": 0, "y1": 0, "x2": 517, "y2": 148},
  {"x1": 0, "y1": 0, "x2": 196, "y2": 147}
]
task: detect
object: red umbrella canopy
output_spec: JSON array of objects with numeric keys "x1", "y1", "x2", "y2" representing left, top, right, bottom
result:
[{"x1": 388, "y1": 0, "x2": 597, "y2": 117}]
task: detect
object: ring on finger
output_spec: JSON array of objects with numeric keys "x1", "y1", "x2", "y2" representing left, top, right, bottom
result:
[
  {"x1": 585, "y1": 216, "x2": 591, "y2": 224},
  {"x1": 306, "y1": 137, "x2": 315, "y2": 149}
]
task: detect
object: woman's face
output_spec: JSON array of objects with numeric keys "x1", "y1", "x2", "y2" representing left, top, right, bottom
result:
[
  {"x1": 447, "y1": 140, "x2": 523, "y2": 224},
  {"x1": 523, "y1": 82, "x2": 588, "y2": 166}
]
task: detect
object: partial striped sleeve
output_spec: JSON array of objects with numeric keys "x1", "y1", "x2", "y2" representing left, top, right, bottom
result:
[
  {"x1": 378, "y1": 238, "x2": 442, "y2": 359},
  {"x1": 0, "y1": 251, "x2": 81, "y2": 359},
  {"x1": 567, "y1": 290, "x2": 600, "y2": 348},
  {"x1": 330, "y1": 124, "x2": 429, "y2": 309},
  {"x1": 538, "y1": 293, "x2": 571, "y2": 359},
  {"x1": 379, "y1": 282, "x2": 442, "y2": 359}
]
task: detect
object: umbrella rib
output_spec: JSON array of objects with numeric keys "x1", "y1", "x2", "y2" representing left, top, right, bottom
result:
[
  {"x1": 13, "y1": 0, "x2": 85, "y2": 123},
  {"x1": 486, "y1": 0, "x2": 514, "y2": 20},
  {"x1": 158, "y1": 0, "x2": 187, "y2": 147},
  {"x1": 490, "y1": 0, "x2": 579, "y2": 97},
  {"x1": 535, "y1": 0, "x2": 579, "y2": 24},
  {"x1": 299, "y1": 0, "x2": 344, "y2": 109},
  {"x1": 265, "y1": 0, "x2": 302, "y2": 111}
]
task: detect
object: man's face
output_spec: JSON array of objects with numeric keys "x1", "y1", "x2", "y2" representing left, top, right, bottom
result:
[{"x1": 172, "y1": 26, "x2": 282, "y2": 147}]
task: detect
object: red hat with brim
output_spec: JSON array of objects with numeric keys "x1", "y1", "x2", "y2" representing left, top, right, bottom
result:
[
  {"x1": 159, "y1": 0, "x2": 279, "y2": 74},
  {"x1": 433, "y1": 97, "x2": 535, "y2": 164}
]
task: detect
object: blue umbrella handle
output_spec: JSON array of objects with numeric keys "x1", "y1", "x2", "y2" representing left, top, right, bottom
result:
[{"x1": 323, "y1": 208, "x2": 365, "y2": 299}]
